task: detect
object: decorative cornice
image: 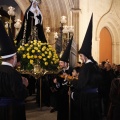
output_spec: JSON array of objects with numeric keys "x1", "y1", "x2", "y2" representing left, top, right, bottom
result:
[
  {"x1": 112, "y1": 42, "x2": 120, "y2": 45},
  {"x1": 70, "y1": 8, "x2": 81, "y2": 12}
]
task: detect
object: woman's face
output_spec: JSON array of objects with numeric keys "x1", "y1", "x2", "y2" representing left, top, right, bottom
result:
[{"x1": 33, "y1": 2, "x2": 38, "y2": 8}]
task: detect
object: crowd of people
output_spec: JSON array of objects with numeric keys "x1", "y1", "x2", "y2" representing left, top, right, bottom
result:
[{"x1": 34, "y1": 14, "x2": 120, "y2": 120}]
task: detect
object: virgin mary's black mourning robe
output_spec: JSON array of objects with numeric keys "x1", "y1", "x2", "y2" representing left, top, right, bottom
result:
[
  {"x1": 16, "y1": 4, "x2": 47, "y2": 45},
  {"x1": 71, "y1": 62, "x2": 102, "y2": 120},
  {"x1": 0, "y1": 65, "x2": 28, "y2": 120}
]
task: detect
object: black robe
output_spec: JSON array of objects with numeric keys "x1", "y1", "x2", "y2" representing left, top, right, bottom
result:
[
  {"x1": 109, "y1": 78, "x2": 120, "y2": 120},
  {"x1": 72, "y1": 62, "x2": 102, "y2": 120},
  {"x1": 56, "y1": 67, "x2": 73, "y2": 120},
  {"x1": 16, "y1": 4, "x2": 47, "y2": 45},
  {"x1": 0, "y1": 65, "x2": 28, "y2": 120}
]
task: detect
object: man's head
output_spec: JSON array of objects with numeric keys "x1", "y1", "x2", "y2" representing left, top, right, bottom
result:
[
  {"x1": 79, "y1": 54, "x2": 88, "y2": 63},
  {"x1": 59, "y1": 60, "x2": 68, "y2": 69},
  {"x1": 104, "y1": 62, "x2": 111, "y2": 70}
]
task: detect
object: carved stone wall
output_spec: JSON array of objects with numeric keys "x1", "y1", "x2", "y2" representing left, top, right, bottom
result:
[{"x1": 79, "y1": 0, "x2": 120, "y2": 64}]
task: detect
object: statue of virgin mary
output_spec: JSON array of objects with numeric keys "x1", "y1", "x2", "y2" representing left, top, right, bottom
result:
[{"x1": 16, "y1": 0, "x2": 47, "y2": 45}]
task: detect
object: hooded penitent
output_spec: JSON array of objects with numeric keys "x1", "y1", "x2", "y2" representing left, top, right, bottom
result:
[
  {"x1": 0, "y1": 20, "x2": 16, "y2": 58},
  {"x1": 60, "y1": 36, "x2": 73, "y2": 63},
  {"x1": 78, "y1": 14, "x2": 97, "y2": 64},
  {"x1": 78, "y1": 14, "x2": 93, "y2": 59}
]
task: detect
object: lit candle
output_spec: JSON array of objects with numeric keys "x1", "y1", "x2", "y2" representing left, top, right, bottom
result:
[
  {"x1": 68, "y1": 26, "x2": 74, "y2": 33},
  {"x1": 62, "y1": 25, "x2": 68, "y2": 33},
  {"x1": 60, "y1": 16, "x2": 67, "y2": 24},
  {"x1": 14, "y1": 19, "x2": 22, "y2": 29},
  {"x1": 54, "y1": 32, "x2": 58, "y2": 39},
  {"x1": 5, "y1": 22, "x2": 9, "y2": 29},
  {"x1": 8, "y1": 6, "x2": 15, "y2": 16},
  {"x1": 46, "y1": 27, "x2": 50, "y2": 33}
]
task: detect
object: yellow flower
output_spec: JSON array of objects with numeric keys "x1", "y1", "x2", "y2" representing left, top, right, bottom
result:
[
  {"x1": 27, "y1": 48, "x2": 30, "y2": 51},
  {"x1": 14, "y1": 40, "x2": 17, "y2": 44},
  {"x1": 34, "y1": 55, "x2": 37, "y2": 59},
  {"x1": 37, "y1": 50, "x2": 40, "y2": 52},
  {"x1": 23, "y1": 54, "x2": 26, "y2": 58},
  {"x1": 34, "y1": 47, "x2": 38, "y2": 50},
  {"x1": 21, "y1": 47, "x2": 25, "y2": 51},
  {"x1": 20, "y1": 45, "x2": 22, "y2": 48},
  {"x1": 53, "y1": 58, "x2": 55, "y2": 61},
  {"x1": 43, "y1": 46, "x2": 46, "y2": 49},
  {"x1": 30, "y1": 45, "x2": 33, "y2": 47},
  {"x1": 45, "y1": 62, "x2": 48, "y2": 66},
  {"x1": 18, "y1": 48, "x2": 20, "y2": 51},
  {"x1": 32, "y1": 50, "x2": 35, "y2": 53},
  {"x1": 47, "y1": 48, "x2": 49, "y2": 51},
  {"x1": 42, "y1": 47, "x2": 45, "y2": 51},
  {"x1": 38, "y1": 56, "x2": 42, "y2": 59},
  {"x1": 27, "y1": 56, "x2": 31, "y2": 59},
  {"x1": 26, "y1": 53, "x2": 30, "y2": 56},
  {"x1": 49, "y1": 48, "x2": 52, "y2": 50},
  {"x1": 38, "y1": 45, "x2": 41, "y2": 47},
  {"x1": 33, "y1": 40, "x2": 37, "y2": 43},
  {"x1": 42, "y1": 53, "x2": 45, "y2": 57},
  {"x1": 45, "y1": 51, "x2": 48, "y2": 54},
  {"x1": 47, "y1": 56, "x2": 51, "y2": 59},
  {"x1": 33, "y1": 42, "x2": 37, "y2": 46},
  {"x1": 38, "y1": 41, "x2": 41, "y2": 44},
  {"x1": 43, "y1": 58, "x2": 46, "y2": 61},
  {"x1": 31, "y1": 55, "x2": 33, "y2": 59},
  {"x1": 30, "y1": 59, "x2": 34, "y2": 64},
  {"x1": 25, "y1": 44, "x2": 28, "y2": 47}
]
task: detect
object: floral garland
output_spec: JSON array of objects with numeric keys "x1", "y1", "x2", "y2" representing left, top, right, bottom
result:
[{"x1": 17, "y1": 40, "x2": 59, "y2": 70}]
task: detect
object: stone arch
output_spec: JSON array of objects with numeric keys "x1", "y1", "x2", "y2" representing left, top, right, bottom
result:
[
  {"x1": 96, "y1": 14, "x2": 120, "y2": 64},
  {"x1": 14, "y1": 0, "x2": 30, "y2": 14}
]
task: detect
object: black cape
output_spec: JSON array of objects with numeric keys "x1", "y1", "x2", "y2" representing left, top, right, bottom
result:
[
  {"x1": 108, "y1": 78, "x2": 120, "y2": 120},
  {"x1": 0, "y1": 65, "x2": 28, "y2": 120},
  {"x1": 72, "y1": 62, "x2": 102, "y2": 120},
  {"x1": 16, "y1": 4, "x2": 47, "y2": 45},
  {"x1": 56, "y1": 67, "x2": 73, "y2": 120}
]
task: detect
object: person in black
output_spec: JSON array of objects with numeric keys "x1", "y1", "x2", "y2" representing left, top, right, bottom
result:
[
  {"x1": 71, "y1": 14, "x2": 102, "y2": 120},
  {"x1": 49, "y1": 74, "x2": 58, "y2": 113},
  {"x1": 108, "y1": 78, "x2": 120, "y2": 120},
  {"x1": 16, "y1": 0, "x2": 47, "y2": 45},
  {"x1": 54, "y1": 60, "x2": 73, "y2": 120},
  {"x1": 0, "y1": 20, "x2": 28, "y2": 120},
  {"x1": 102, "y1": 62, "x2": 115, "y2": 117},
  {"x1": 53, "y1": 36, "x2": 73, "y2": 120}
]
